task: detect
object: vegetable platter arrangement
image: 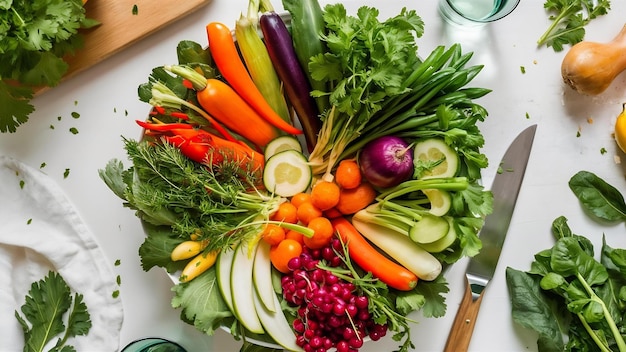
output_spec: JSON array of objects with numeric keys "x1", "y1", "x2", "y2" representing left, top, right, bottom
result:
[{"x1": 99, "y1": 0, "x2": 493, "y2": 350}]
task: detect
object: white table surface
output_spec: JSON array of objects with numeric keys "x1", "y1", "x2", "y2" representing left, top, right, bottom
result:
[{"x1": 2, "y1": 0, "x2": 626, "y2": 351}]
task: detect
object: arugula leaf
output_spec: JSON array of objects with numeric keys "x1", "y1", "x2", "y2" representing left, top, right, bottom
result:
[
  {"x1": 537, "y1": 0, "x2": 611, "y2": 52},
  {"x1": 15, "y1": 271, "x2": 92, "y2": 352},
  {"x1": 568, "y1": 170, "x2": 626, "y2": 222}
]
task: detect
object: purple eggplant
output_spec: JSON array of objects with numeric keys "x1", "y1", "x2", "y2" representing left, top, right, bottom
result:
[{"x1": 259, "y1": 12, "x2": 320, "y2": 152}]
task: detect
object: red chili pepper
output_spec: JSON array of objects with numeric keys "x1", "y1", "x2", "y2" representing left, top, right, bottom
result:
[
  {"x1": 138, "y1": 121, "x2": 264, "y2": 171},
  {"x1": 169, "y1": 112, "x2": 190, "y2": 120},
  {"x1": 136, "y1": 120, "x2": 194, "y2": 131}
]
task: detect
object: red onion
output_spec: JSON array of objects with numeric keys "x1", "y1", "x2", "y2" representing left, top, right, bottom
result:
[{"x1": 358, "y1": 136, "x2": 413, "y2": 188}]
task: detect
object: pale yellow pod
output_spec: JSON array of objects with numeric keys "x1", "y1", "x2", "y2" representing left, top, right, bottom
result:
[
  {"x1": 179, "y1": 251, "x2": 219, "y2": 283},
  {"x1": 171, "y1": 240, "x2": 207, "y2": 261}
]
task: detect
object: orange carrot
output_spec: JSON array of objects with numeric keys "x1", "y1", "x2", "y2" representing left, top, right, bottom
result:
[
  {"x1": 197, "y1": 79, "x2": 279, "y2": 148},
  {"x1": 206, "y1": 22, "x2": 303, "y2": 136},
  {"x1": 209, "y1": 131, "x2": 265, "y2": 172},
  {"x1": 332, "y1": 217, "x2": 418, "y2": 291}
]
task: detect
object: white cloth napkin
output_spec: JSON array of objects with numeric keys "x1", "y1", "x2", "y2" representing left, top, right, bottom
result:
[{"x1": 0, "y1": 156, "x2": 124, "y2": 351}]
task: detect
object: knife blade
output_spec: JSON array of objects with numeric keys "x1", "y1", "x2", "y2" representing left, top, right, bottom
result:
[{"x1": 444, "y1": 124, "x2": 537, "y2": 352}]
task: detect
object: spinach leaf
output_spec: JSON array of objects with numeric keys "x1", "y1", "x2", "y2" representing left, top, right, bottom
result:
[
  {"x1": 569, "y1": 171, "x2": 626, "y2": 222},
  {"x1": 505, "y1": 267, "x2": 567, "y2": 352},
  {"x1": 506, "y1": 217, "x2": 626, "y2": 352}
]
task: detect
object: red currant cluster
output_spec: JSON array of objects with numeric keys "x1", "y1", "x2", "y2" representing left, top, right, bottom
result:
[{"x1": 280, "y1": 237, "x2": 388, "y2": 352}]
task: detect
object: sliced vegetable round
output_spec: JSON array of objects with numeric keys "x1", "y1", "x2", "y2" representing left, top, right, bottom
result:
[
  {"x1": 264, "y1": 136, "x2": 303, "y2": 160},
  {"x1": 422, "y1": 189, "x2": 452, "y2": 216},
  {"x1": 413, "y1": 138, "x2": 459, "y2": 179},
  {"x1": 409, "y1": 214, "x2": 450, "y2": 244},
  {"x1": 263, "y1": 150, "x2": 312, "y2": 197}
]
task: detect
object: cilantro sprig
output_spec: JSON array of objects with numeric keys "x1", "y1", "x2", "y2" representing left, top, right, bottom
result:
[
  {"x1": 537, "y1": 0, "x2": 611, "y2": 52},
  {"x1": 0, "y1": 0, "x2": 99, "y2": 133},
  {"x1": 15, "y1": 271, "x2": 92, "y2": 352}
]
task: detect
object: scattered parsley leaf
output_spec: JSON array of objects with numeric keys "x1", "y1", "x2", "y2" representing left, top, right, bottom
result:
[
  {"x1": 69, "y1": 127, "x2": 79, "y2": 134},
  {"x1": 20, "y1": 180, "x2": 25, "y2": 189},
  {"x1": 57, "y1": 116, "x2": 62, "y2": 121},
  {"x1": 537, "y1": 0, "x2": 611, "y2": 52},
  {"x1": 600, "y1": 147, "x2": 607, "y2": 154},
  {"x1": 27, "y1": 218, "x2": 32, "y2": 224},
  {"x1": 112, "y1": 290, "x2": 120, "y2": 298},
  {"x1": 40, "y1": 162, "x2": 46, "y2": 169},
  {"x1": 15, "y1": 271, "x2": 92, "y2": 352},
  {"x1": 132, "y1": 4, "x2": 138, "y2": 15},
  {"x1": 116, "y1": 275, "x2": 121, "y2": 285},
  {"x1": 520, "y1": 66, "x2": 526, "y2": 74},
  {"x1": 525, "y1": 112, "x2": 530, "y2": 119},
  {"x1": 114, "y1": 259, "x2": 121, "y2": 266},
  {"x1": 49, "y1": 125, "x2": 55, "y2": 130},
  {"x1": 71, "y1": 111, "x2": 80, "y2": 119},
  {"x1": 63, "y1": 168, "x2": 70, "y2": 179}
]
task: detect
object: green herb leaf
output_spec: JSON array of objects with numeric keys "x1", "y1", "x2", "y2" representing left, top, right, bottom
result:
[
  {"x1": 171, "y1": 268, "x2": 232, "y2": 335},
  {"x1": 568, "y1": 170, "x2": 626, "y2": 222},
  {"x1": 537, "y1": 0, "x2": 611, "y2": 51},
  {"x1": 15, "y1": 271, "x2": 92, "y2": 352}
]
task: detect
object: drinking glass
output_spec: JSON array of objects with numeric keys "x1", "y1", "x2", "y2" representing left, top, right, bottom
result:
[
  {"x1": 121, "y1": 338, "x2": 187, "y2": 352},
  {"x1": 439, "y1": 0, "x2": 520, "y2": 26}
]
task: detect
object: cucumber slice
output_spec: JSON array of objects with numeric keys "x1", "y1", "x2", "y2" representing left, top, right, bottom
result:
[
  {"x1": 413, "y1": 138, "x2": 459, "y2": 179},
  {"x1": 253, "y1": 240, "x2": 276, "y2": 312},
  {"x1": 216, "y1": 248, "x2": 236, "y2": 314},
  {"x1": 230, "y1": 241, "x2": 264, "y2": 334},
  {"x1": 253, "y1": 289, "x2": 303, "y2": 351},
  {"x1": 264, "y1": 136, "x2": 303, "y2": 160},
  {"x1": 409, "y1": 214, "x2": 450, "y2": 244},
  {"x1": 263, "y1": 149, "x2": 312, "y2": 197},
  {"x1": 418, "y1": 217, "x2": 457, "y2": 253},
  {"x1": 422, "y1": 189, "x2": 452, "y2": 216}
]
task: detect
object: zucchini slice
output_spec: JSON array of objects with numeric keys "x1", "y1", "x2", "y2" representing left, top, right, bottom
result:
[
  {"x1": 263, "y1": 149, "x2": 312, "y2": 197},
  {"x1": 264, "y1": 136, "x2": 303, "y2": 160},
  {"x1": 413, "y1": 138, "x2": 459, "y2": 179}
]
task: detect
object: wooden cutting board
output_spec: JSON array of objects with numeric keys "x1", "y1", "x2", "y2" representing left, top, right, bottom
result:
[{"x1": 35, "y1": 0, "x2": 212, "y2": 95}]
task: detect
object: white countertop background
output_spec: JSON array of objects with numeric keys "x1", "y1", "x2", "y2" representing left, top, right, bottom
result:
[{"x1": 2, "y1": 0, "x2": 626, "y2": 351}]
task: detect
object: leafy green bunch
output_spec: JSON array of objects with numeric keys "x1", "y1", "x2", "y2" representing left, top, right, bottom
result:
[
  {"x1": 506, "y1": 216, "x2": 626, "y2": 352},
  {"x1": 0, "y1": 0, "x2": 99, "y2": 133}
]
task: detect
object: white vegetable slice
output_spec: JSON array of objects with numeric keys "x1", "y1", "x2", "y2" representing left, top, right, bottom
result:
[
  {"x1": 263, "y1": 149, "x2": 312, "y2": 197},
  {"x1": 216, "y1": 247, "x2": 236, "y2": 314},
  {"x1": 413, "y1": 138, "x2": 459, "y2": 179},
  {"x1": 352, "y1": 217, "x2": 442, "y2": 281},
  {"x1": 253, "y1": 288, "x2": 303, "y2": 351},
  {"x1": 230, "y1": 241, "x2": 264, "y2": 334},
  {"x1": 253, "y1": 240, "x2": 276, "y2": 312},
  {"x1": 264, "y1": 136, "x2": 303, "y2": 160},
  {"x1": 422, "y1": 189, "x2": 452, "y2": 216}
]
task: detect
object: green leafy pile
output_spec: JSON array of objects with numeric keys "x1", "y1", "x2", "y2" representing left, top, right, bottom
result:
[
  {"x1": 506, "y1": 171, "x2": 626, "y2": 351},
  {"x1": 307, "y1": 4, "x2": 490, "y2": 182},
  {"x1": 537, "y1": 0, "x2": 611, "y2": 52},
  {"x1": 15, "y1": 271, "x2": 92, "y2": 352},
  {"x1": 506, "y1": 216, "x2": 626, "y2": 351},
  {"x1": 0, "y1": 0, "x2": 99, "y2": 133}
]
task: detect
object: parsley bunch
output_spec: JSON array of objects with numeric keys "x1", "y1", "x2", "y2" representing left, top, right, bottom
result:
[
  {"x1": 537, "y1": 0, "x2": 611, "y2": 52},
  {"x1": 0, "y1": 0, "x2": 99, "y2": 133}
]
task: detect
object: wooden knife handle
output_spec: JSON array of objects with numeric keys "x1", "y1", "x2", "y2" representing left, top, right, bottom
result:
[{"x1": 443, "y1": 277, "x2": 484, "y2": 352}]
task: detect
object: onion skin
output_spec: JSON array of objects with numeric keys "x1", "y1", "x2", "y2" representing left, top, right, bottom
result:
[
  {"x1": 358, "y1": 136, "x2": 413, "y2": 189},
  {"x1": 561, "y1": 24, "x2": 626, "y2": 96}
]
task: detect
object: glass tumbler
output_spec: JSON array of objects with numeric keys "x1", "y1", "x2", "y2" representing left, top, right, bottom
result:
[
  {"x1": 439, "y1": 0, "x2": 520, "y2": 26},
  {"x1": 121, "y1": 338, "x2": 187, "y2": 352}
]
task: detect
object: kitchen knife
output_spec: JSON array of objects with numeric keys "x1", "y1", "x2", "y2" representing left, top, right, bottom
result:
[{"x1": 444, "y1": 124, "x2": 537, "y2": 352}]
